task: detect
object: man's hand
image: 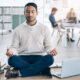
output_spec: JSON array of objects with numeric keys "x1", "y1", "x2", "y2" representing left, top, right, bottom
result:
[
  {"x1": 56, "y1": 19, "x2": 62, "y2": 24},
  {"x1": 58, "y1": 19, "x2": 62, "y2": 22},
  {"x1": 6, "y1": 49, "x2": 13, "y2": 57},
  {"x1": 50, "y1": 48, "x2": 57, "y2": 56}
]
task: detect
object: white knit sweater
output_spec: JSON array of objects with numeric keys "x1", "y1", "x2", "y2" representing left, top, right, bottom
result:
[{"x1": 9, "y1": 21, "x2": 53, "y2": 55}]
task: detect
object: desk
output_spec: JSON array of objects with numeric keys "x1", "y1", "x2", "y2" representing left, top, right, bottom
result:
[
  {"x1": 62, "y1": 23, "x2": 80, "y2": 47},
  {"x1": 62, "y1": 23, "x2": 80, "y2": 29}
]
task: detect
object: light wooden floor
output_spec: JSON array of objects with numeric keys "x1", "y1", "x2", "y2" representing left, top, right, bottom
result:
[
  {"x1": 1, "y1": 74, "x2": 80, "y2": 80},
  {"x1": 0, "y1": 68, "x2": 80, "y2": 80}
]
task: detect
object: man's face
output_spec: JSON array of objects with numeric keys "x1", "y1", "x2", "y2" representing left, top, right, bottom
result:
[
  {"x1": 52, "y1": 10, "x2": 57, "y2": 15},
  {"x1": 24, "y1": 6, "x2": 38, "y2": 22}
]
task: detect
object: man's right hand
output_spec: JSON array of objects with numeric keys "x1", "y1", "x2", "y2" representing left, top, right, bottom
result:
[
  {"x1": 6, "y1": 49, "x2": 13, "y2": 57},
  {"x1": 58, "y1": 19, "x2": 62, "y2": 23}
]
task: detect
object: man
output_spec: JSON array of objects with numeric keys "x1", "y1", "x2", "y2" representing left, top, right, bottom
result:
[
  {"x1": 49, "y1": 8, "x2": 62, "y2": 28},
  {"x1": 49, "y1": 8, "x2": 62, "y2": 36},
  {"x1": 5, "y1": 2, "x2": 57, "y2": 79},
  {"x1": 49, "y1": 8, "x2": 63, "y2": 45}
]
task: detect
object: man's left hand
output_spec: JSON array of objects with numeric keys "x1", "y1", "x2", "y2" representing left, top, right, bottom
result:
[{"x1": 50, "y1": 48, "x2": 57, "y2": 56}]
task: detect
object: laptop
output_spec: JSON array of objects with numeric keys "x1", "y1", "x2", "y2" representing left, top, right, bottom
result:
[{"x1": 52, "y1": 58, "x2": 80, "y2": 78}]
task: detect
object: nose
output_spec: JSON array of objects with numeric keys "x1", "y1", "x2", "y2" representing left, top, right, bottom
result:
[{"x1": 29, "y1": 12, "x2": 33, "y2": 16}]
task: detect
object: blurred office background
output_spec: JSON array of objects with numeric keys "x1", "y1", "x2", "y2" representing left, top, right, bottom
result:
[{"x1": 0, "y1": 0, "x2": 80, "y2": 66}]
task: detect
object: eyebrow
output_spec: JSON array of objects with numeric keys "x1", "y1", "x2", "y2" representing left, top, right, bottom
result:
[{"x1": 26, "y1": 10, "x2": 36, "y2": 12}]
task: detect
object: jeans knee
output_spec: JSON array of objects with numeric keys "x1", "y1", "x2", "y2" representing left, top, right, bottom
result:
[
  {"x1": 43, "y1": 54, "x2": 54, "y2": 65},
  {"x1": 47, "y1": 54, "x2": 54, "y2": 65},
  {"x1": 8, "y1": 55, "x2": 17, "y2": 66}
]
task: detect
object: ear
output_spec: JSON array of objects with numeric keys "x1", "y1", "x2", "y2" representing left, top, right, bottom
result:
[
  {"x1": 36, "y1": 11, "x2": 39, "y2": 16},
  {"x1": 24, "y1": 11, "x2": 25, "y2": 15}
]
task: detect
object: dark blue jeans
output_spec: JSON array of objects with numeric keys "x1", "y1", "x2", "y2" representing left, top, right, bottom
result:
[{"x1": 8, "y1": 54, "x2": 54, "y2": 77}]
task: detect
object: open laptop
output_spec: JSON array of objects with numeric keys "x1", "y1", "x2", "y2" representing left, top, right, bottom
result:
[{"x1": 52, "y1": 58, "x2": 80, "y2": 78}]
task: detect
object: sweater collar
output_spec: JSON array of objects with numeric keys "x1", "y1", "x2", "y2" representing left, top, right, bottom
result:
[{"x1": 23, "y1": 21, "x2": 39, "y2": 28}]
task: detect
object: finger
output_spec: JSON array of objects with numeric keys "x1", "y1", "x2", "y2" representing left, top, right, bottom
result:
[
  {"x1": 7, "y1": 49, "x2": 9, "y2": 52},
  {"x1": 8, "y1": 54, "x2": 13, "y2": 57},
  {"x1": 6, "y1": 52, "x2": 10, "y2": 56},
  {"x1": 50, "y1": 54, "x2": 53, "y2": 56},
  {"x1": 51, "y1": 50, "x2": 57, "y2": 55},
  {"x1": 51, "y1": 49, "x2": 57, "y2": 53},
  {"x1": 6, "y1": 52, "x2": 9, "y2": 55},
  {"x1": 6, "y1": 53, "x2": 10, "y2": 56},
  {"x1": 6, "y1": 52, "x2": 13, "y2": 57},
  {"x1": 50, "y1": 53, "x2": 55, "y2": 56},
  {"x1": 9, "y1": 53, "x2": 13, "y2": 56},
  {"x1": 54, "y1": 51, "x2": 57, "y2": 55},
  {"x1": 52, "y1": 50, "x2": 56, "y2": 54},
  {"x1": 53, "y1": 50, "x2": 57, "y2": 55},
  {"x1": 51, "y1": 52, "x2": 57, "y2": 56},
  {"x1": 9, "y1": 54, "x2": 13, "y2": 57}
]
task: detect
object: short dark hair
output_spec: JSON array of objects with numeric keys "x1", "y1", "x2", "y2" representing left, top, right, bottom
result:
[
  {"x1": 24, "y1": 2, "x2": 37, "y2": 11},
  {"x1": 52, "y1": 8, "x2": 57, "y2": 12}
]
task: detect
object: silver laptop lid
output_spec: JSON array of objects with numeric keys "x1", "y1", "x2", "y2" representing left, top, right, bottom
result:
[{"x1": 61, "y1": 58, "x2": 80, "y2": 78}]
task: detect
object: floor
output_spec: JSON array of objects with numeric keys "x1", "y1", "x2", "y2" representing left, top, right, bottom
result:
[{"x1": 0, "y1": 68, "x2": 80, "y2": 80}]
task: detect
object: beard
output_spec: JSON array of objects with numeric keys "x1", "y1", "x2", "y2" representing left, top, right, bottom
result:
[{"x1": 26, "y1": 16, "x2": 36, "y2": 22}]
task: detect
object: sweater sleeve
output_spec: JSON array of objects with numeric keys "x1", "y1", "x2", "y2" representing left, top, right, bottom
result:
[
  {"x1": 43, "y1": 26, "x2": 53, "y2": 53},
  {"x1": 49, "y1": 14, "x2": 56, "y2": 27},
  {"x1": 9, "y1": 30, "x2": 20, "y2": 55}
]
